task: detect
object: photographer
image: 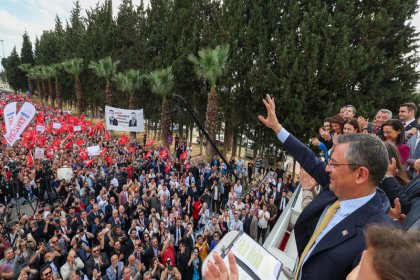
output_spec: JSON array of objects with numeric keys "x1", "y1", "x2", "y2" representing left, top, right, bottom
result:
[
  {"x1": 160, "y1": 258, "x2": 181, "y2": 280},
  {"x1": 70, "y1": 226, "x2": 94, "y2": 262}
]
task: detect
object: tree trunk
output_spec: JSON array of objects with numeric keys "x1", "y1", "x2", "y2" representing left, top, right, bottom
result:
[
  {"x1": 55, "y1": 77, "x2": 62, "y2": 110},
  {"x1": 199, "y1": 132, "x2": 204, "y2": 155},
  {"x1": 49, "y1": 79, "x2": 55, "y2": 107},
  {"x1": 179, "y1": 122, "x2": 184, "y2": 139},
  {"x1": 75, "y1": 76, "x2": 83, "y2": 115},
  {"x1": 185, "y1": 124, "x2": 189, "y2": 143},
  {"x1": 189, "y1": 124, "x2": 193, "y2": 146},
  {"x1": 129, "y1": 93, "x2": 137, "y2": 142},
  {"x1": 154, "y1": 122, "x2": 158, "y2": 139},
  {"x1": 41, "y1": 80, "x2": 48, "y2": 102},
  {"x1": 161, "y1": 98, "x2": 170, "y2": 147},
  {"x1": 105, "y1": 79, "x2": 113, "y2": 106},
  {"x1": 27, "y1": 77, "x2": 33, "y2": 95},
  {"x1": 232, "y1": 132, "x2": 238, "y2": 157},
  {"x1": 205, "y1": 87, "x2": 218, "y2": 162},
  {"x1": 36, "y1": 81, "x2": 41, "y2": 98},
  {"x1": 238, "y1": 131, "x2": 243, "y2": 157}
]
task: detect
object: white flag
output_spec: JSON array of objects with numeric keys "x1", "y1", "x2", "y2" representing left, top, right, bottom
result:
[
  {"x1": 4, "y1": 102, "x2": 36, "y2": 147},
  {"x1": 3, "y1": 102, "x2": 16, "y2": 134},
  {"x1": 87, "y1": 145, "x2": 100, "y2": 156}
]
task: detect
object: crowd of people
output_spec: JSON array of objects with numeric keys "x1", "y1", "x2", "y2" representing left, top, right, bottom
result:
[
  {"x1": 252, "y1": 95, "x2": 420, "y2": 280},
  {"x1": 0, "y1": 94, "x2": 295, "y2": 280},
  {"x1": 0, "y1": 92, "x2": 419, "y2": 280}
]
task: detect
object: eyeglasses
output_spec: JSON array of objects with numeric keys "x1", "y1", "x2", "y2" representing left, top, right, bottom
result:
[
  {"x1": 327, "y1": 160, "x2": 361, "y2": 169},
  {"x1": 92, "y1": 249, "x2": 99, "y2": 253},
  {"x1": 43, "y1": 270, "x2": 52, "y2": 277}
]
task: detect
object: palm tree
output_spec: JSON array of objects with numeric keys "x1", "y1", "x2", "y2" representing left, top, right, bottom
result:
[
  {"x1": 188, "y1": 45, "x2": 229, "y2": 161},
  {"x1": 62, "y1": 58, "x2": 84, "y2": 114},
  {"x1": 145, "y1": 67, "x2": 174, "y2": 148},
  {"x1": 114, "y1": 69, "x2": 142, "y2": 140},
  {"x1": 89, "y1": 57, "x2": 120, "y2": 106},
  {"x1": 28, "y1": 66, "x2": 42, "y2": 98},
  {"x1": 17, "y1": 63, "x2": 33, "y2": 94},
  {"x1": 50, "y1": 64, "x2": 63, "y2": 109},
  {"x1": 36, "y1": 66, "x2": 49, "y2": 102}
]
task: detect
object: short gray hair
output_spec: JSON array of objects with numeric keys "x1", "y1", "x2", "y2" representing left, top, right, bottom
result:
[
  {"x1": 378, "y1": 109, "x2": 392, "y2": 119},
  {"x1": 336, "y1": 134, "x2": 388, "y2": 186}
]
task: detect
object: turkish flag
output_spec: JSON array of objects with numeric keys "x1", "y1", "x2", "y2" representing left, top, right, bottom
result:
[
  {"x1": 159, "y1": 147, "x2": 169, "y2": 159},
  {"x1": 128, "y1": 146, "x2": 136, "y2": 154},
  {"x1": 52, "y1": 138, "x2": 62, "y2": 147},
  {"x1": 165, "y1": 161, "x2": 171, "y2": 173},
  {"x1": 104, "y1": 131, "x2": 111, "y2": 141},
  {"x1": 79, "y1": 150, "x2": 88, "y2": 160},
  {"x1": 26, "y1": 152, "x2": 34, "y2": 166},
  {"x1": 88, "y1": 128, "x2": 95, "y2": 137},
  {"x1": 145, "y1": 150, "x2": 151, "y2": 159},
  {"x1": 75, "y1": 139, "x2": 84, "y2": 146},
  {"x1": 146, "y1": 138, "x2": 155, "y2": 147},
  {"x1": 180, "y1": 149, "x2": 188, "y2": 161},
  {"x1": 118, "y1": 135, "x2": 129, "y2": 145},
  {"x1": 105, "y1": 155, "x2": 113, "y2": 166},
  {"x1": 65, "y1": 140, "x2": 73, "y2": 150},
  {"x1": 99, "y1": 147, "x2": 108, "y2": 157},
  {"x1": 84, "y1": 158, "x2": 95, "y2": 167}
]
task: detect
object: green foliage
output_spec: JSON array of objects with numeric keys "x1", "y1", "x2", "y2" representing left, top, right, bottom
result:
[
  {"x1": 188, "y1": 45, "x2": 229, "y2": 89},
  {"x1": 62, "y1": 58, "x2": 84, "y2": 76},
  {"x1": 89, "y1": 57, "x2": 120, "y2": 79},
  {"x1": 145, "y1": 66, "x2": 174, "y2": 98},
  {"x1": 114, "y1": 69, "x2": 142, "y2": 97}
]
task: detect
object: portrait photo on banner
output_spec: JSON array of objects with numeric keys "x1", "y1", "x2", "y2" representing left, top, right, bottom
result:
[{"x1": 104, "y1": 105, "x2": 145, "y2": 132}]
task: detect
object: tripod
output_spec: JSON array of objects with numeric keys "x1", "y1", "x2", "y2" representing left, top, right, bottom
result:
[
  {"x1": 35, "y1": 167, "x2": 62, "y2": 212},
  {"x1": 7, "y1": 172, "x2": 35, "y2": 218}
]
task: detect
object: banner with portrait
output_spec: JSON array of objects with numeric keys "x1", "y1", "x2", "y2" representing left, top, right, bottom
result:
[{"x1": 104, "y1": 105, "x2": 145, "y2": 132}]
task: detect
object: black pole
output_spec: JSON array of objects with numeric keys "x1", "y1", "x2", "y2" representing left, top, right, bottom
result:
[{"x1": 172, "y1": 94, "x2": 238, "y2": 181}]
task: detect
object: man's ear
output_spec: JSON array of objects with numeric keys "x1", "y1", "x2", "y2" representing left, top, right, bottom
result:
[{"x1": 355, "y1": 166, "x2": 369, "y2": 185}]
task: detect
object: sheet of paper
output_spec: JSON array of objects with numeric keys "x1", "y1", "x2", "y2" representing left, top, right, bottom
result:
[{"x1": 230, "y1": 233, "x2": 281, "y2": 280}]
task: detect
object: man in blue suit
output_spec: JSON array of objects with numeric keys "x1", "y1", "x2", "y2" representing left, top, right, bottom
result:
[
  {"x1": 258, "y1": 95, "x2": 393, "y2": 280},
  {"x1": 407, "y1": 121, "x2": 420, "y2": 178},
  {"x1": 106, "y1": 254, "x2": 124, "y2": 280}
]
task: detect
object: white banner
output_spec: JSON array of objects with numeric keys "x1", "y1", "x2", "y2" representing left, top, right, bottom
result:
[
  {"x1": 4, "y1": 102, "x2": 36, "y2": 147},
  {"x1": 57, "y1": 167, "x2": 73, "y2": 182},
  {"x1": 73, "y1": 125, "x2": 81, "y2": 132},
  {"x1": 53, "y1": 122, "x2": 62, "y2": 129},
  {"x1": 36, "y1": 125, "x2": 45, "y2": 133},
  {"x1": 105, "y1": 105, "x2": 144, "y2": 132},
  {"x1": 3, "y1": 102, "x2": 16, "y2": 134},
  {"x1": 34, "y1": 147, "x2": 45, "y2": 159},
  {"x1": 87, "y1": 145, "x2": 100, "y2": 156}
]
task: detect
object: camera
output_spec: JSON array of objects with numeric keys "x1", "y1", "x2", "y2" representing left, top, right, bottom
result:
[{"x1": 7, "y1": 160, "x2": 21, "y2": 177}]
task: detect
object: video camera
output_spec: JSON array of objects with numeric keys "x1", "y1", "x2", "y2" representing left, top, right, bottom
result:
[
  {"x1": 7, "y1": 160, "x2": 21, "y2": 178},
  {"x1": 42, "y1": 159, "x2": 53, "y2": 175}
]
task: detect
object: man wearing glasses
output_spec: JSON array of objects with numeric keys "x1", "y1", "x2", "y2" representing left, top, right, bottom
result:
[
  {"x1": 86, "y1": 244, "x2": 110, "y2": 279},
  {"x1": 258, "y1": 95, "x2": 393, "y2": 280}
]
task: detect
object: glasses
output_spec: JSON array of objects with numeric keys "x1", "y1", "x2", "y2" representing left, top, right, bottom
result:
[
  {"x1": 43, "y1": 270, "x2": 52, "y2": 277},
  {"x1": 327, "y1": 160, "x2": 361, "y2": 169},
  {"x1": 92, "y1": 249, "x2": 99, "y2": 253}
]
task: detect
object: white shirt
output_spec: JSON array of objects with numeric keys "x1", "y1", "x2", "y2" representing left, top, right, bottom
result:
[{"x1": 258, "y1": 210, "x2": 270, "y2": 228}]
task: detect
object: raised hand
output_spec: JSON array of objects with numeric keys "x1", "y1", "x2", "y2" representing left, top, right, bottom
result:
[
  {"x1": 258, "y1": 94, "x2": 282, "y2": 134},
  {"x1": 205, "y1": 252, "x2": 238, "y2": 280},
  {"x1": 300, "y1": 169, "x2": 317, "y2": 190}
]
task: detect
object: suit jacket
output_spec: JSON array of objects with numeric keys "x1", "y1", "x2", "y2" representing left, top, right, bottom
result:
[
  {"x1": 405, "y1": 120, "x2": 417, "y2": 131},
  {"x1": 129, "y1": 119, "x2": 137, "y2": 127},
  {"x1": 407, "y1": 133, "x2": 420, "y2": 178},
  {"x1": 283, "y1": 133, "x2": 393, "y2": 280},
  {"x1": 118, "y1": 191, "x2": 129, "y2": 206},
  {"x1": 380, "y1": 175, "x2": 420, "y2": 214},
  {"x1": 88, "y1": 210, "x2": 104, "y2": 224},
  {"x1": 249, "y1": 216, "x2": 258, "y2": 240},
  {"x1": 85, "y1": 253, "x2": 110, "y2": 279},
  {"x1": 106, "y1": 262, "x2": 124, "y2": 280}
]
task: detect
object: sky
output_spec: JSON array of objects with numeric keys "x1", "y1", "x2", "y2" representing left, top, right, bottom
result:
[
  {"x1": 0, "y1": 0, "x2": 148, "y2": 59},
  {"x1": 1, "y1": 0, "x2": 420, "y2": 60}
]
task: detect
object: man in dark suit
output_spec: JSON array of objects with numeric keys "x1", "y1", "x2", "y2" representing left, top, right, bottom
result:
[
  {"x1": 259, "y1": 94, "x2": 393, "y2": 280},
  {"x1": 170, "y1": 218, "x2": 185, "y2": 251},
  {"x1": 278, "y1": 191, "x2": 289, "y2": 215},
  {"x1": 407, "y1": 123, "x2": 420, "y2": 178},
  {"x1": 183, "y1": 222, "x2": 195, "y2": 251},
  {"x1": 109, "y1": 110, "x2": 118, "y2": 126},
  {"x1": 85, "y1": 244, "x2": 110, "y2": 279},
  {"x1": 399, "y1": 102, "x2": 417, "y2": 139},
  {"x1": 129, "y1": 112, "x2": 137, "y2": 127},
  {"x1": 88, "y1": 203, "x2": 105, "y2": 224}
]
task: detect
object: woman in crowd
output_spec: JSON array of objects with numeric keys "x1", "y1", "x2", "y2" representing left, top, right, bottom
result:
[
  {"x1": 382, "y1": 119, "x2": 410, "y2": 164},
  {"x1": 343, "y1": 118, "x2": 361, "y2": 134}
]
